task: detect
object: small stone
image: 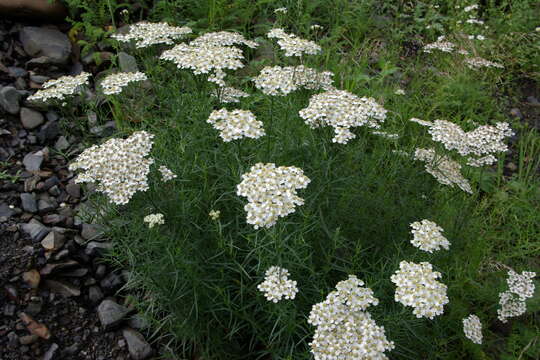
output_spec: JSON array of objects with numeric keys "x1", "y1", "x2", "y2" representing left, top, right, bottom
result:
[
  {"x1": 38, "y1": 121, "x2": 60, "y2": 143},
  {"x1": 20, "y1": 193, "x2": 37, "y2": 213},
  {"x1": 40, "y1": 231, "x2": 65, "y2": 251},
  {"x1": 38, "y1": 198, "x2": 56, "y2": 213},
  {"x1": 85, "y1": 241, "x2": 113, "y2": 256},
  {"x1": 54, "y1": 136, "x2": 70, "y2": 151},
  {"x1": 0, "y1": 202, "x2": 15, "y2": 218},
  {"x1": 20, "y1": 27, "x2": 72, "y2": 64},
  {"x1": 88, "y1": 285, "x2": 104, "y2": 304},
  {"x1": 95, "y1": 264, "x2": 107, "y2": 279},
  {"x1": 118, "y1": 52, "x2": 139, "y2": 73},
  {"x1": 510, "y1": 108, "x2": 523, "y2": 119},
  {"x1": 122, "y1": 328, "x2": 152, "y2": 360},
  {"x1": 19, "y1": 334, "x2": 39, "y2": 345},
  {"x1": 62, "y1": 268, "x2": 89, "y2": 277},
  {"x1": 81, "y1": 223, "x2": 104, "y2": 240},
  {"x1": 66, "y1": 183, "x2": 81, "y2": 198},
  {"x1": 0, "y1": 86, "x2": 21, "y2": 114},
  {"x1": 42, "y1": 213, "x2": 65, "y2": 224},
  {"x1": 127, "y1": 315, "x2": 148, "y2": 330},
  {"x1": 4, "y1": 284, "x2": 18, "y2": 302},
  {"x1": 19, "y1": 312, "x2": 51, "y2": 339},
  {"x1": 30, "y1": 75, "x2": 50, "y2": 84},
  {"x1": 21, "y1": 219, "x2": 50, "y2": 242},
  {"x1": 22, "y1": 270, "x2": 41, "y2": 288},
  {"x1": 20, "y1": 107, "x2": 44, "y2": 130},
  {"x1": 8, "y1": 66, "x2": 27, "y2": 77},
  {"x1": 100, "y1": 272, "x2": 124, "y2": 293},
  {"x1": 42, "y1": 343, "x2": 59, "y2": 360},
  {"x1": 97, "y1": 299, "x2": 128, "y2": 330},
  {"x1": 43, "y1": 279, "x2": 80, "y2": 297},
  {"x1": 40, "y1": 260, "x2": 78, "y2": 275},
  {"x1": 4, "y1": 303, "x2": 16, "y2": 316},
  {"x1": 526, "y1": 96, "x2": 539, "y2": 106},
  {"x1": 23, "y1": 152, "x2": 43, "y2": 172}
]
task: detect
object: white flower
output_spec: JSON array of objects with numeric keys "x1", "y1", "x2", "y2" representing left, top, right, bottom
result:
[
  {"x1": 190, "y1": 31, "x2": 258, "y2": 48},
  {"x1": 266, "y1": 28, "x2": 321, "y2": 57},
  {"x1": 257, "y1": 266, "x2": 298, "y2": 302},
  {"x1": 496, "y1": 268, "x2": 535, "y2": 323},
  {"x1": 476, "y1": 35, "x2": 486, "y2": 40},
  {"x1": 143, "y1": 213, "x2": 164, "y2": 228},
  {"x1": 161, "y1": 41, "x2": 245, "y2": 87},
  {"x1": 394, "y1": 88, "x2": 405, "y2": 95},
  {"x1": 207, "y1": 109, "x2": 265, "y2": 142},
  {"x1": 274, "y1": 7, "x2": 288, "y2": 14},
  {"x1": 209, "y1": 210, "x2": 221, "y2": 220},
  {"x1": 464, "y1": 4, "x2": 479, "y2": 12},
  {"x1": 391, "y1": 261, "x2": 449, "y2": 319},
  {"x1": 69, "y1": 131, "x2": 154, "y2": 205},
  {"x1": 253, "y1": 65, "x2": 334, "y2": 96},
  {"x1": 27, "y1": 72, "x2": 91, "y2": 103},
  {"x1": 100, "y1": 72, "x2": 148, "y2": 95},
  {"x1": 372, "y1": 131, "x2": 399, "y2": 140},
  {"x1": 466, "y1": 19, "x2": 485, "y2": 25},
  {"x1": 463, "y1": 314, "x2": 483, "y2": 344},
  {"x1": 465, "y1": 57, "x2": 504, "y2": 69},
  {"x1": 299, "y1": 90, "x2": 387, "y2": 144},
  {"x1": 414, "y1": 148, "x2": 473, "y2": 194},
  {"x1": 409, "y1": 117, "x2": 433, "y2": 127},
  {"x1": 112, "y1": 21, "x2": 192, "y2": 48},
  {"x1": 159, "y1": 165, "x2": 176, "y2": 182},
  {"x1": 308, "y1": 275, "x2": 394, "y2": 360},
  {"x1": 423, "y1": 36, "x2": 455, "y2": 53},
  {"x1": 310, "y1": 24, "x2": 323, "y2": 31},
  {"x1": 410, "y1": 219, "x2": 450, "y2": 252},
  {"x1": 236, "y1": 163, "x2": 310, "y2": 229}
]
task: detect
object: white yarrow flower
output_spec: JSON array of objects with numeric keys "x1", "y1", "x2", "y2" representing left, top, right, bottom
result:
[
  {"x1": 410, "y1": 219, "x2": 450, "y2": 252},
  {"x1": 463, "y1": 314, "x2": 483, "y2": 344},
  {"x1": 266, "y1": 28, "x2": 321, "y2": 57},
  {"x1": 143, "y1": 213, "x2": 165, "y2": 228},
  {"x1": 27, "y1": 72, "x2": 91, "y2": 103},
  {"x1": 112, "y1": 21, "x2": 192, "y2": 48},
  {"x1": 257, "y1": 266, "x2": 298, "y2": 302},
  {"x1": 100, "y1": 72, "x2": 148, "y2": 95},
  {"x1": 207, "y1": 109, "x2": 265, "y2": 142},
  {"x1": 159, "y1": 165, "x2": 176, "y2": 182}
]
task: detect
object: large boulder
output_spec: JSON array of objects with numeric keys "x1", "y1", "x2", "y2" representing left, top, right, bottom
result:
[
  {"x1": 20, "y1": 26, "x2": 71, "y2": 64},
  {"x1": 0, "y1": 0, "x2": 68, "y2": 22}
]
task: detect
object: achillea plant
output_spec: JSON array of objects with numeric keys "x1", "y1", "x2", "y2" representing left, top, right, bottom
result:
[
  {"x1": 27, "y1": 72, "x2": 91, "y2": 103},
  {"x1": 257, "y1": 266, "x2": 298, "y2": 303},
  {"x1": 207, "y1": 109, "x2": 265, "y2": 142},
  {"x1": 497, "y1": 270, "x2": 536, "y2": 322},
  {"x1": 267, "y1": 28, "x2": 321, "y2": 57},
  {"x1": 100, "y1": 72, "x2": 148, "y2": 95},
  {"x1": 463, "y1": 314, "x2": 483, "y2": 344},
  {"x1": 112, "y1": 21, "x2": 192, "y2": 48},
  {"x1": 410, "y1": 219, "x2": 450, "y2": 252},
  {"x1": 253, "y1": 65, "x2": 334, "y2": 96},
  {"x1": 69, "y1": 131, "x2": 154, "y2": 205}
]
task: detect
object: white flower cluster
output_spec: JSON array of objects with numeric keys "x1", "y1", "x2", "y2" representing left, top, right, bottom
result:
[
  {"x1": 209, "y1": 209, "x2": 221, "y2": 220},
  {"x1": 159, "y1": 165, "x2": 176, "y2": 182},
  {"x1": 391, "y1": 261, "x2": 449, "y2": 319},
  {"x1": 394, "y1": 88, "x2": 405, "y2": 95},
  {"x1": 69, "y1": 131, "x2": 154, "y2": 205},
  {"x1": 414, "y1": 148, "x2": 473, "y2": 194},
  {"x1": 462, "y1": 314, "x2": 483, "y2": 344},
  {"x1": 466, "y1": 19, "x2": 485, "y2": 25},
  {"x1": 190, "y1": 31, "x2": 258, "y2": 49},
  {"x1": 236, "y1": 163, "x2": 310, "y2": 229},
  {"x1": 423, "y1": 36, "x2": 455, "y2": 53},
  {"x1": 253, "y1": 65, "x2": 334, "y2": 96},
  {"x1": 207, "y1": 109, "x2": 265, "y2": 142},
  {"x1": 112, "y1": 21, "x2": 192, "y2": 48},
  {"x1": 257, "y1": 266, "x2": 298, "y2": 302},
  {"x1": 212, "y1": 86, "x2": 249, "y2": 103},
  {"x1": 497, "y1": 270, "x2": 536, "y2": 323},
  {"x1": 27, "y1": 72, "x2": 91, "y2": 103},
  {"x1": 299, "y1": 90, "x2": 387, "y2": 144},
  {"x1": 267, "y1": 28, "x2": 321, "y2": 57},
  {"x1": 427, "y1": 120, "x2": 514, "y2": 166},
  {"x1": 143, "y1": 213, "x2": 165, "y2": 228},
  {"x1": 464, "y1": 4, "x2": 479, "y2": 12},
  {"x1": 100, "y1": 72, "x2": 148, "y2": 95},
  {"x1": 465, "y1": 57, "x2": 504, "y2": 70},
  {"x1": 274, "y1": 7, "x2": 288, "y2": 14},
  {"x1": 308, "y1": 275, "x2": 394, "y2": 360},
  {"x1": 410, "y1": 219, "x2": 450, "y2": 253},
  {"x1": 161, "y1": 41, "x2": 244, "y2": 86}
]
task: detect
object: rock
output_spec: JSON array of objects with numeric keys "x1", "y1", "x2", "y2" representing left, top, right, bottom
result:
[
  {"x1": 20, "y1": 107, "x2": 44, "y2": 129},
  {"x1": 0, "y1": 86, "x2": 21, "y2": 114},
  {"x1": 54, "y1": 136, "x2": 70, "y2": 151},
  {"x1": 127, "y1": 315, "x2": 148, "y2": 330},
  {"x1": 20, "y1": 27, "x2": 72, "y2": 64},
  {"x1": 4, "y1": 284, "x2": 19, "y2": 302},
  {"x1": 21, "y1": 219, "x2": 50, "y2": 242},
  {"x1": 40, "y1": 231, "x2": 65, "y2": 251},
  {"x1": 37, "y1": 120, "x2": 60, "y2": 142},
  {"x1": 8, "y1": 66, "x2": 28, "y2": 77},
  {"x1": 43, "y1": 343, "x2": 59, "y2": 360},
  {"x1": 122, "y1": 328, "x2": 152, "y2": 360},
  {"x1": 38, "y1": 198, "x2": 56, "y2": 213},
  {"x1": 19, "y1": 312, "x2": 51, "y2": 339},
  {"x1": 510, "y1": 108, "x2": 523, "y2": 119},
  {"x1": 118, "y1": 52, "x2": 139, "y2": 73},
  {"x1": 0, "y1": 202, "x2": 15, "y2": 218},
  {"x1": 19, "y1": 334, "x2": 39, "y2": 345},
  {"x1": 0, "y1": 0, "x2": 68, "y2": 22},
  {"x1": 42, "y1": 213, "x2": 65, "y2": 224},
  {"x1": 81, "y1": 223, "x2": 104, "y2": 240},
  {"x1": 85, "y1": 241, "x2": 113, "y2": 256},
  {"x1": 43, "y1": 279, "x2": 81, "y2": 297},
  {"x1": 62, "y1": 267, "x2": 89, "y2": 277},
  {"x1": 40, "y1": 260, "x2": 79, "y2": 275},
  {"x1": 22, "y1": 270, "x2": 41, "y2": 288},
  {"x1": 20, "y1": 193, "x2": 37, "y2": 213},
  {"x1": 526, "y1": 96, "x2": 539, "y2": 106},
  {"x1": 100, "y1": 272, "x2": 124, "y2": 293},
  {"x1": 30, "y1": 74, "x2": 49, "y2": 84},
  {"x1": 23, "y1": 152, "x2": 43, "y2": 172},
  {"x1": 88, "y1": 285, "x2": 104, "y2": 304},
  {"x1": 97, "y1": 299, "x2": 128, "y2": 330}
]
